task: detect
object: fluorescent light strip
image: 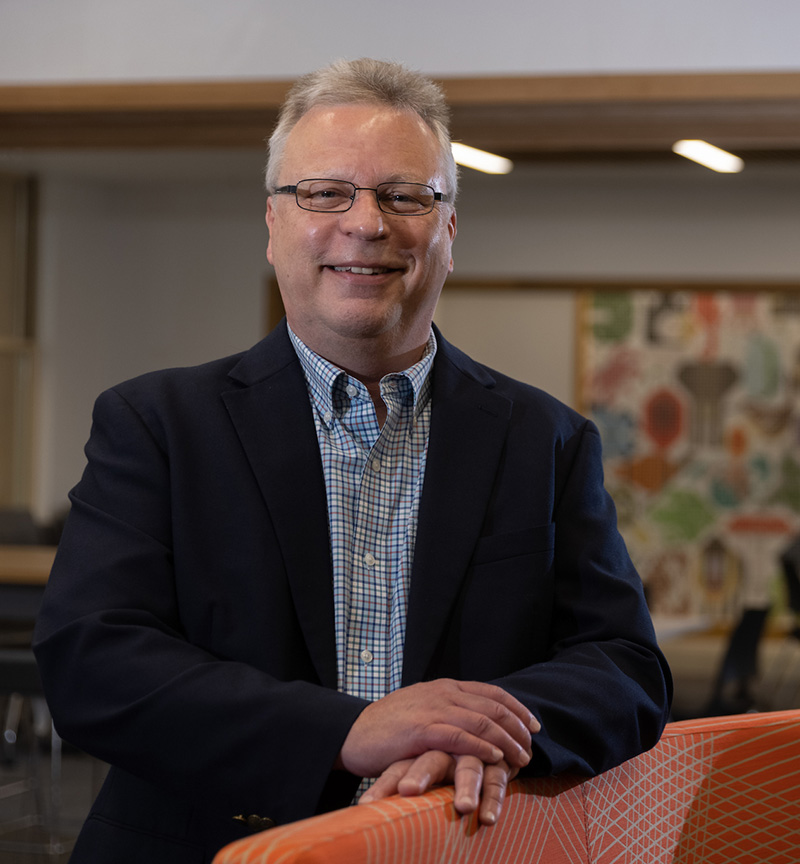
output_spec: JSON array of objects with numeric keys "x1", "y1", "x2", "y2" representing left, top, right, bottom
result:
[
  {"x1": 672, "y1": 140, "x2": 744, "y2": 173},
  {"x1": 451, "y1": 142, "x2": 513, "y2": 175}
]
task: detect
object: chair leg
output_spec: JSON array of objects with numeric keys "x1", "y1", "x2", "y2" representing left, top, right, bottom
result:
[
  {"x1": 0, "y1": 701, "x2": 68, "y2": 856},
  {"x1": 2, "y1": 692, "x2": 24, "y2": 764}
]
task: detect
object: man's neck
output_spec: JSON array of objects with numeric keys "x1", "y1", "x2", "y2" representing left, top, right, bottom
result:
[
  {"x1": 288, "y1": 324, "x2": 431, "y2": 427},
  {"x1": 326, "y1": 343, "x2": 428, "y2": 428}
]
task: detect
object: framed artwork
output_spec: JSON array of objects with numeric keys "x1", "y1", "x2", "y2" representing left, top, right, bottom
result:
[{"x1": 577, "y1": 285, "x2": 800, "y2": 625}]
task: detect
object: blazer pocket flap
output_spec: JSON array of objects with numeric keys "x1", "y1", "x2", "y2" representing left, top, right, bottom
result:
[{"x1": 472, "y1": 524, "x2": 555, "y2": 565}]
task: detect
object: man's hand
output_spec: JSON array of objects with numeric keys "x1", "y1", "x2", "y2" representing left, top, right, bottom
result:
[
  {"x1": 360, "y1": 751, "x2": 517, "y2": 826},
  {"x1": 337, "y1": 679, "x2": 539, "y2": 779}
]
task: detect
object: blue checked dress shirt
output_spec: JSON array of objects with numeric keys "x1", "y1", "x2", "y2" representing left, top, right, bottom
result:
[{"x1": 288, "y1": 326, "x2": 435, "y2": 705}]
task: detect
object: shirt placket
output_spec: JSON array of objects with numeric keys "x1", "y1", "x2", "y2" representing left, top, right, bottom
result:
[{"x1": 346, "y1": 390, "x2": 393, "y2": 701}]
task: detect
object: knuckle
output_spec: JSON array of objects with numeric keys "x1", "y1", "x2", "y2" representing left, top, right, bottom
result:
[{"x1": 473, "y1": 713, "x2": 495, "y2": 735}]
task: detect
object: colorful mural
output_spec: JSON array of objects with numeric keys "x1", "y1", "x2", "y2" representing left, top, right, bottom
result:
[{"x1": 579, "y1": 291, "x2": 800, "y2": 624}]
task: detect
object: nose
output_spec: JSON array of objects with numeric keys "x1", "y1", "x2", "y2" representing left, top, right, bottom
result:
[{"x1": 338, "y1": 188, "x2": 386, "y2": 238}]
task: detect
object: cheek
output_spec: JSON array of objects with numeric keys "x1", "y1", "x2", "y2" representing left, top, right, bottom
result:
[
  {"x1": 269, "y1": 218, "x2": 328, "y2": 271},
  {"x1": 419, "y1": 229, "x2": 454, "y2": 274}
]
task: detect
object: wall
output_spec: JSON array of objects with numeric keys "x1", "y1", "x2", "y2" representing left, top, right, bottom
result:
[
  {"x1": 22, "y1": 152, "x2": 800, "y2": 518},
  {"x1": 2, "y1": 0, "x2": 800, "y2": 517},
  {"x1": 2, "y1": 0, "x2": 799, "y2": 82}
]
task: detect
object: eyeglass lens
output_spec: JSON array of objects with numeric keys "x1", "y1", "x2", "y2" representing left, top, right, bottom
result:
[{"x1": 295, "y1": 180, "x2": 435, "y2": 214}]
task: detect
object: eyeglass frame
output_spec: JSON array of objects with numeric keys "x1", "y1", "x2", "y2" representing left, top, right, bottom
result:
[{"x1": 271, "y1": 178, "x2": 450, "y2": 216}]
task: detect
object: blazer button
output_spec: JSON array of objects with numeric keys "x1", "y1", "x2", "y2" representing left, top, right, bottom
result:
[{"x1": 233, "y1": 814, "x2": 277, "y2": 832}]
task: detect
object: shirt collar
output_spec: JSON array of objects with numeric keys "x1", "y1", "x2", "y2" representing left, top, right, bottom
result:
[{"x1": 287, "y1": 325, "x2": 436, "y2": 421}]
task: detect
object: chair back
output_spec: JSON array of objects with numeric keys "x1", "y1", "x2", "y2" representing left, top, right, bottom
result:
[{"x1": 213, "y1": 710, "x2": 800, "y2": 864}]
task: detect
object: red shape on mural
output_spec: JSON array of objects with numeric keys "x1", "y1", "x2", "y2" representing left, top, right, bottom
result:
[
  {"x1": 694, "y1": 293, "x2": 721, "y2": 359},
  {"x1": 644, "y1": 388, "x2": 683, "y2": 450}
]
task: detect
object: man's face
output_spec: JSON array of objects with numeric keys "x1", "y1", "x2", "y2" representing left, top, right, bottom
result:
[{"x1": 266, "y1": 104, "x2": 457, "y2": 362}]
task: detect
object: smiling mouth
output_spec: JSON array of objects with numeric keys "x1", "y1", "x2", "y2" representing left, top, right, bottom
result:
[{"x1": 331, "y1": 266, "x2": 393, "y2": 275}]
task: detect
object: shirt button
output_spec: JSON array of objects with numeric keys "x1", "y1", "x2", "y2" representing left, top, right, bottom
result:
[
  {"x1": 346, "y1": 384, "x2": 358, "y2": 398},
  {"x1": 360, "y1": 649, "x2": 374, "y2": 664},
  {"x1": 323, "y1": 410, "x2": 333, "y2": 424},
  {"x1": 371, "y1": 459, "x2": 381, "y2": 473},
  {"x1": 364, "y1": 552, "x2": 376, "y2": 567}
]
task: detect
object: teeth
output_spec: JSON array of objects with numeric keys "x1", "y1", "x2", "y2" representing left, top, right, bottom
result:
[{"x1": 333, "y1": 266, "x2": 388, "y2": 275}]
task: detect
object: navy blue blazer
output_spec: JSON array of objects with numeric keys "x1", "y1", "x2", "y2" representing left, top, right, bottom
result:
[{"x1": 34, "y1": 323, "x2": 671, "y2": 863}]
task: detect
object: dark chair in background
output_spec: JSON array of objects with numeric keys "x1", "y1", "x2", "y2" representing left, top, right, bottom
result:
[
  {"x1": 763, "y1": 536, "x2": 800, "y2": 710},
  {"x1": 707, "y1": 535, "x2": 800, "y2": 716}
]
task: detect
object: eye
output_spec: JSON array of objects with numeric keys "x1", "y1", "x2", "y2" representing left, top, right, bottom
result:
[
  {"x1": 298, "y1": 181, "x2": 354, "y2": 210},
  {"x1": 377, "y1": 183, "x2": 434, "y2": 213}
]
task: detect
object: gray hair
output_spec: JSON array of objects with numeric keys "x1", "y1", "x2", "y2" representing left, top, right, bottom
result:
[{"x1": 265, "y1": 57, "x2": 458, "y2": 201}]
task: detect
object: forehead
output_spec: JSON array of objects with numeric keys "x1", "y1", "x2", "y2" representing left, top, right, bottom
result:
[{"x1": 280, "y1": 103, "x2": 443, "y2": 182}]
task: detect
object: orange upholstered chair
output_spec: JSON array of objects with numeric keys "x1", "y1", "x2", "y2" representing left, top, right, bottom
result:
[{"x1": 213, "y1": 710, "x2": 800, "y2": 864}]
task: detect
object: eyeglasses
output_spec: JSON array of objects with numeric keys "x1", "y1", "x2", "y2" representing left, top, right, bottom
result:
[{"x1": 272, "y1": 179, "x2": 448, "y2": 215}]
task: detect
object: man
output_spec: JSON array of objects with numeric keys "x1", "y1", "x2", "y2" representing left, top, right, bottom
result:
[{"x1": 34, "y1": 58, "x2": 671, "y2": 862}]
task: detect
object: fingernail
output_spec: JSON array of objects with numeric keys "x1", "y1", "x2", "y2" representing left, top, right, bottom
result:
[
  {"x1": 519, "y1": 749, "x2": 531, "y2": 766},
  {"x1": 529, "y1": 717, "x2": 541, "y2": 732},
  {"x1": 483, "y1": 811, "x2": 497, "y2": 825},
  {"x1": 490, "y1": 746, "x2": 503, "y2": 761}
]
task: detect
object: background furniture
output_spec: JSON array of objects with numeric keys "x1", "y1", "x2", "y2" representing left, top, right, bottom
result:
[
  {"x1": 0, "y1": 541, "x2": 65, "y2": 855},
  {"x1": 214, "y1": 709, "x2": 800, "y2": 864}
]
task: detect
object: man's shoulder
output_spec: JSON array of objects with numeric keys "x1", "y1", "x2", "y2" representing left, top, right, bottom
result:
[
  {"x1": 107, "y1": 325, "x2": 296, "y2": 405},
  {"x1": 108, "y1": 350, "x2": 248, "y2": 404},
  {"x1": 436, "y1": 333, "x2": 586, "y2": 430}
]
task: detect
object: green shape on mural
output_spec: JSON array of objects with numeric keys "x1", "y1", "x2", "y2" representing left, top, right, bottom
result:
[
  {"x1": 744, "y1": 333, "x2": 781, "y2": 399},
  {"x1": 593, "y1": 292, "x2": 633, "y2": 342},
  {"x1": 650, "y1": 489, "x2": 716, "y2": 542},
  {"x1": 768, "y1": 454, "x2": 800, "y2": 513}
]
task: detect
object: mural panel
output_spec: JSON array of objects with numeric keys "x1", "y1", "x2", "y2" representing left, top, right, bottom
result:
[{"x1": 579, "y1": 290, "x2": 800, "y2": 624}]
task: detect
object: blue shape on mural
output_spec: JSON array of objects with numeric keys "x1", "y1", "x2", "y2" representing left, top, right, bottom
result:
[{"x1": 591, "y1": 405, "x2": 637, "y2": 460}]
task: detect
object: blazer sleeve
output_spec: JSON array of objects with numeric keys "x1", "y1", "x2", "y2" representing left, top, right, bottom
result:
[
  {"x1": 33, "y1": 384, "x2": 367, "y2": 825},
  {"x1": 493, "y1": 419, "x2": 672, "y2": 777}
]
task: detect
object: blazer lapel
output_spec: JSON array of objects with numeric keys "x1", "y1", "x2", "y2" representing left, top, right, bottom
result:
[
  {"x1": 221, "y1": 325, "x2": 338, "y2": 689},
  {"x1": 402, "y1": 333, "x2": 513, "y2": 685}
]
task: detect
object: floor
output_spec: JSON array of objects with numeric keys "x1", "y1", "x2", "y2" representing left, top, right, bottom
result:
[
  {"x1": 0, "y1": 740, "x2": 106, "y2": 864},
  {"x1": 1, "y1": 629, "x2": 799, "y2": 862}
]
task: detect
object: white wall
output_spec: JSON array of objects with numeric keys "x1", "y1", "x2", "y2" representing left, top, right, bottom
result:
[
  {"x1": 1, "y1": 0, "x2": 799, "y2": 83},
  {"x1": 33, "y1": 164, "x2": 269, "y2": 514}
]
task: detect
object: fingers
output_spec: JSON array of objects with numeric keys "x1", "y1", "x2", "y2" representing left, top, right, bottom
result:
[
  {"x1": 454, "y1": 681, "x2": 540, "y2": 736},
  {"x1": 452, "y1": 755, "x2": 484, "y2": 815},
  {"x1": 421, "y1": 681, "x2": 535, "y2": 769},
  {"x1": 339, "y1": 678, "x2": 539, "y2": 779},
  {"x1": 477, "y1": 761, "x2": 512, "y2": 825},
  {"x1": 361, "y1": 752, "x2": 514, "y2": 829},
  {"x1": 443, "y1": 681, "x2": 540, "y2": 768},
  {"x1": 358, "y1": 758, "x2": 414, "y2": 804},
  {"x1": 396, "y1": 750, "x2": 454, "y2": 797},
  {"x1": 359, "y1": 752, "x2": 455, "y2": 805}
]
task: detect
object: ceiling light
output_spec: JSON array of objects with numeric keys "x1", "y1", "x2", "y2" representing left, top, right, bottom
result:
[
  {"x1": 672, "y1": 140, "x2": 744, "y2": 173},
  {"x1": 451, "y1": 142, "x2": 513, "y2": 175}
]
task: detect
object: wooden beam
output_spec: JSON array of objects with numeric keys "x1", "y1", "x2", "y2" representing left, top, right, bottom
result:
[{"x1": 2, "y1": 72, "x2": 800, "y2": 154}]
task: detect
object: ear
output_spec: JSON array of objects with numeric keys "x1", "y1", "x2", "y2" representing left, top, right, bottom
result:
[
  {"x1": 447, "y1": 209, "x2": 457, "y2": 272},
  {"x1": 265, "y1": 197, "x2": 275, "y2": 265}
]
